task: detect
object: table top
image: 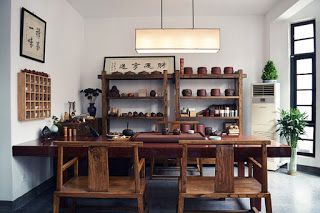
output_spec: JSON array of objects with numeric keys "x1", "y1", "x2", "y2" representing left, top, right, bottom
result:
[
  {"x1": 12, "y1": 133, "x2": 290, "y2": 159},
  {"x1": 132, "y1": 132, "x2": 204, "y2": 143}
]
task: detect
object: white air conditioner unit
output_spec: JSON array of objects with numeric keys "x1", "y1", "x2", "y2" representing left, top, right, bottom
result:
[{"x1": 251, "y1": 83, "x2": 283, "y2": 170}]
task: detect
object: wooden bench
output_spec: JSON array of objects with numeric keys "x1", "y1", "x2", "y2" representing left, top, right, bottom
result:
[
  {"x1": 52, "y1": 141, "x2": 147, "y2": 213},
  {"x1": 177, "y1": 140, "x2": 272, "y2": 213}
]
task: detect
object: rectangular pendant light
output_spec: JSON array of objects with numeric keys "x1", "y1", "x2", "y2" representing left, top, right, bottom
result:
[{"x1": 135, "y1": 28, "x2": 220, "y2": 53}]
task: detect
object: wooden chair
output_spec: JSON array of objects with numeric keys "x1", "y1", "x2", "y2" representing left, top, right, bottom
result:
[
  {"x1": 177, "y1": 140, "x2": 272, "y2": 213},
  {"x1": 53, "y1": 141, "x2": 147, "y2": 213},
  {"x1": 151, "y1": 121, "x2": 200, "y2": 179}
]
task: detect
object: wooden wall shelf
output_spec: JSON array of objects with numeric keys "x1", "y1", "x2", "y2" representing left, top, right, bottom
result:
[
  {"x1": 180, "y1": 73, "x2": 247, "y2": 79},
  {"x1": 179, "y1": 117, "x2": 240, "y2": 120},
  {"x1": 180, "y1": 96, "x2": 240, "y2": 100},
  {"x1": 108, "y1": 96, "x2": 164, "y2": 100},
  {"x1": 109, "y1": 116, "x2": 164, "y2": 120},
  {"x1": 18, "y1": 71, "x2": 51, "y2": 121}
]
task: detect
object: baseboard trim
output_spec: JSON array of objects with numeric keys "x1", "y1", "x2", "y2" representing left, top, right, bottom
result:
[
  {"x1": 297, "y1": 164, "x2": 320, "y2": 176},
  {"x1": 0, "y1": 177, "x2": 55, "y2": 211}
]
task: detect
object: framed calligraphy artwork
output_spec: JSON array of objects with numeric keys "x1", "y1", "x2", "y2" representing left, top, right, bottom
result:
[
  {"x1": 103, "y1": 56, "x2": 175, "y2": 74},
  {"x1": 20, "y1": 8, "x2": 46, "y2": 63}
]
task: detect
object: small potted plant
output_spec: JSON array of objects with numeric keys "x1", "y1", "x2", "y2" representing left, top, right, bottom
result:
[
  {"x1": 277, "y1": 108, "x2": 307, "y2": 175},
  {"x1": 261, "y1": 60, "x2": 278, "y2": 83},
  {"x1": 80, "y1": 88, "x2": 102, "y2": 117}
]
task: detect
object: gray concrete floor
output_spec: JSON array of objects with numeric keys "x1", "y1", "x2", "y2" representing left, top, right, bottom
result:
[{"x1": 12, "y1": 167, "x2": 320, "y2": 213}]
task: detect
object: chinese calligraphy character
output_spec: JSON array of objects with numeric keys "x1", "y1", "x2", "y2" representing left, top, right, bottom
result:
[
  {"x1": 132, "y1": 62, "x2": 141, "y2": 70},
  {"x1": 119, "y1": 64, "x2": 128, "y2": 70},
  {"x1": 36, "y1": 28, "x2": 41, "y2": 38},
  {"x1": 36, "y1": 42, "x2": 40, "y2": 51},
  {"x1": 28, "y1": 37, "x2": 34, "y2": 48},
  {"x1": 144, "y1": 63, "x2": 153, "y2": 69},
  {"x1": 158, "y1": 62, "x2": 166, "y2": 69}
]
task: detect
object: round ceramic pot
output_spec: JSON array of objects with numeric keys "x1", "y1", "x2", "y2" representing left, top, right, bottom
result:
[
  {"x1": 225, "y1": 89, "x2": 235, "y2": 96},
  {"x1": 182, "y1": 89, "x2": 192, "y2": 96},
  {"x1": 196, "y1": 124, "x2": 206, "y2": 135},
  {"x1": 151, "y1": 112, "x2": 156, "y2": 117},
  {"x1": 138, "y1": 112, "x2": 144, "y2": 117},
  {"x1": 150, "y1": 90, "x2": 156, "y2": 97},
  {"x1": 184, "y1": 67, "x2": 193, "y2": 75},
  {"x1": 224, "y1": 67, "x2": 234, "y2": 74},
  {"x1": 211, "y1": 67, "x2": 221, "y2": 75},
  {"x1": 211, "y1": 89, "x2": 221, "y2": 96},
  {"x1": 197, "y1": 67, "x2": 207, "y2": 75},
  {"x1": 181, "y1": 124, "x2": 191, "y2": 133},
  {"x1": 161, "y1": 128, "x2": 170, "y2": 135},
  {"x1": 197, "y1": 89, "x2": 207, "y2": 96},
  {"x1": 133, "y1": 111, "x2": 139, "y2": 117}
]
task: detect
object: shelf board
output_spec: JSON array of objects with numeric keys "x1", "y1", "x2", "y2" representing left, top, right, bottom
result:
[
  {"x1": 178, "y1": 116, "x2": 239, "y2": 120},
  {"x1": 180, "y1": 96, "x2": 239, "y2": 100},
  {"x1": 108, "y1": 96, "x2": 164, "y2": 100},
  {"x1": 108, "y1": 116, "x2": 164, "y2": 120},
  {"x1": 180, "y1": 74, "x2": 247, "y2": 79},
  {"x1": 98, "y1": 73, "x2": 173, "y2": 80}
]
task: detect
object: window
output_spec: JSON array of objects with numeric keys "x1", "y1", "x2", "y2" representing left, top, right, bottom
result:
[{"x1": 290, "y1": 20, "x2": 316, "y2": 157}]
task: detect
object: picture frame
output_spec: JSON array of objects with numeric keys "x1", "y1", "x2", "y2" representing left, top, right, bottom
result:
[
  {"x1": 103, "y1": 56, "x2": 176, "y2": 74},
  {"x1": 20, "y1": 8, "x2": 47, "y2": 63}
]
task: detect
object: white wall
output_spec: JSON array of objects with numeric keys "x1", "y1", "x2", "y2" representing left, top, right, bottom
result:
[
  {"x1": 268, "y1": 0, "x2": 320, "y2": 167},
  {"x1": 4, "y1": 0, "x2": 85, "y2": 200},
  {"x1": 82, "y1": 15, "x2": 266, "y2": 134},
  {"x1": 0, "y1": 0, "x2": 13, "y2": 201}
]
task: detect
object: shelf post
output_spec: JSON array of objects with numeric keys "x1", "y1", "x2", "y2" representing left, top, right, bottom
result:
[{"x1": 101, "y1": 70, "x2": 109, "y2": 135}]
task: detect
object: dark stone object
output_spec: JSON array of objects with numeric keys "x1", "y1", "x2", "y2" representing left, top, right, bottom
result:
[
  {"x1": 225, "y1": 89, "x2": 235, "y2": 96},
  {"x1": 205, "y1": 127, "x2": 213, "y2": 136},
  {"x1": 133, "y1": 111, "x2": 139, "y2": 117},
  {"x1": 122, "y1": 128, "x2": 134, "y2": 136},
  {"x1": 161, "y1": 128, "x2": 170, "y2": 135},
  {"x1": 109, "y1": 85, "x2": 120, "y2": 97},
  {"x1": 151, "y1": 112, "x2": 156, "y2": 117},
  {"x1": 138, "y1": 112, "x2": 144, "y2": 117},
  {"x1": 156, "y1": 112, "x2": 163, "y2": 117},
  {"x1": 40, "y1": 126, "x2": 52, "y2": 139}
]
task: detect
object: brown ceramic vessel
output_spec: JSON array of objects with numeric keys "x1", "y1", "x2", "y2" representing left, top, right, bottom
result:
[
  {"x1": 197, "y1": 67, "x2": 207, "y2": 75},
  {"x1": 224, "y1": 67, "x2": 234, "y2": 74},
  {"x1": 182, "y1": 89, "x2": 192, "y2": 96},
  {"x1": 211, "y1": 67, "x2": 222, "y2": 75},
  {"x1": 225, "y1": 89, "x2": 235, "y2": 96},
  {"x1": 211, "y1": 89, "x2": 221, "y2": 96},
  {"x1": 197, "y1": 89, "x2": 207, "y2": 96},
  {"x1": 184, "y1": 67, "x2": 193, "y2": 75}
]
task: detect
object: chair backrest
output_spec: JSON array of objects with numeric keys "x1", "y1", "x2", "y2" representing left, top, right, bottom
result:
[
  {"x1": 179, "y1": 140, "x2": 270, "y2": 194},
  {"x1": 156, "y1": 120, "x2": 199, "y2": 131},
  {"x1": 54, "y1": 141, "x2": 143, "y2": 192}
]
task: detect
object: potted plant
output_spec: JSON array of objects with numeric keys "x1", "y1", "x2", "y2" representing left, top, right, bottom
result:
[
  {"x1": 80, "y1": 88, "x2": 102, "y2": 117},
  {"x1": 277, "y1": 108, "x2": 307, "y2": 175},
  {"x1": 261, "y1": 60, "x2": 278, "y2": 83}
]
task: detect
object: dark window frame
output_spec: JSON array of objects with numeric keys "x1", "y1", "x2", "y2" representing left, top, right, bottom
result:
[{"x1": 290, "y1": 19, "x2": 316, "y2": 157}]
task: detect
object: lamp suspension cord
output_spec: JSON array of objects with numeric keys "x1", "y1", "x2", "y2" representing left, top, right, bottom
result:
[
  {"x1": 192, "y1": 0, "x2": 195, "y2": 29},
  {"x1": 161, "y1": 0, "x2": 163, "y2": 29}
]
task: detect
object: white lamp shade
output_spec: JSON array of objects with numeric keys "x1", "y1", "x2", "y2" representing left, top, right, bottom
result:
[{"x1": 135, "y1": 28, "x2": 220, "y2": 53}]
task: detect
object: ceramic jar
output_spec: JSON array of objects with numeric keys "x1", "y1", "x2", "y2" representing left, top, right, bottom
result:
[
  {"x1": 205, "y1": 127, "x2": 213, "y2": 136},
  {"x1": 182, "y1": 89, "x2": 192, "y2": 96},
  {"x1": 224, "y1": 67, "x2": 234, "y2": 74},
  {"x1": 184, "y1": 67, "x2": 193, "y2": 75},
  {"x1": 225, "y1": 89, "x2": 235, "y2": 96},
  {"x1": 161, "y1": 128, "x2": 170, "y2": 135},
  {"x1": 196, "y1": 124, "x2": 206, "y2": 135},
  {"x1": 211, "y1": 89, "x2": 221, "y2": 96},
  {"x1": 197, "y1": 67, "x2": 207, "y2": 75},
  {"x1": 211, "y1": 67, "x2": 222, "y2": 75},
  {"x1": 173, "y1": 128, "x2": 181, "y2": 135},
  {"x1": 150, "y1": 90, "x2": 156, "y2": 97},
  {"x1": 197, "y1": 89, "x2": 207, "y2": 96},
  {"x1": 181, "y1": 124, "x2": 191, "y2": 133}
]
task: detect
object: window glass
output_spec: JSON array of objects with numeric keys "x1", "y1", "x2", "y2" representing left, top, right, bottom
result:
[
  {"x1": 297, "y1": 106, "x2": 312, "y2": 121},
  {"x1": 298, "y1": 139, "x2": 313, "y2": 154},
  {"x1": 294, "y1": 39, "x2": 314, "y2": 54},
  {"x1": 294, "y1": 24, "x2": 314, "y2": 40},
  {"x1": 300, "y1": 126, "x2": 314, "y2": 140},
  {"x1": 297, "y1": 58, "x2": 312, "y2": 74},
  {"x1": 296, "y1": 90, "x2": 312, "y2": 105},
  {"x1": 297, "y1": 74, "x2": 312, "y2": 90}
]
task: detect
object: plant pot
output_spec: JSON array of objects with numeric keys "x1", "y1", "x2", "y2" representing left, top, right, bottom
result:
[
  {"x1": 224, "y1": 67, "x2": 234, "y2": 74},
  {"x1": 263, "y1": 80, "x2": 277, "y2": 83},
  {"x1": 211, "y1": 89, "x2": 221, "y2": 96},
  {"x1": 197, "y1": 89, "x2": 207, "y2": 96},
  {"x1": 197, "y1": 67, "x2": 207, "y2": 75},
  {"x1": 88, "y1": 103, "x2": 97, "y2": 117},
  {"x1": 184, "y1": 67, "x2": 193, "y2": 75},
  {"x1": 288, "y1": 147, "x2": 297, "y2": 175},
  {"x1": 211, "y1": 67, "x2": 221, "y2": 75},
  {"x1": 182, "y1": 89, "x2": 192, "y2": 96}
]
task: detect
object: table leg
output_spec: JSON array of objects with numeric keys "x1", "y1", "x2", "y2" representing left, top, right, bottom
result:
[{"x1": 237, "y1": 161, "x2": 245, "y2": 177}]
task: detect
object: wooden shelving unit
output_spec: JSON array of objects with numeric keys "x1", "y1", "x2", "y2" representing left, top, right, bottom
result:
[
  {"x1": 18, "y1": 71, "x2": 51, "y2": 121},
  {"x1": 175, "y1": 70, "x2": 246, "y2": 135},
  {"x1": 100, "y1": 71, "x2": 169, "y2": 135}
]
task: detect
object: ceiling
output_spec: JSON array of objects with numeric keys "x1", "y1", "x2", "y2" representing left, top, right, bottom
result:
[{"x1": 67, "y1": 0, "x2": 281, "y2": 18}]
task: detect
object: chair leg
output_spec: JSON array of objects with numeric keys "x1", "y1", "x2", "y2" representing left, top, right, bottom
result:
[
  {"x1": 150, "y1": 158, "x2": 155, "y2": 179},
  {"x1": 177, "y1": 195, "x2": 184, "y2": 213},
  {"x1": 137, "y1": 195, "x2": 144, "y2": 213},
  {"x1": 265, "y1": 194, "x2": 272, "y2": 213},
  {"x1": 53, "y1": 193, "x2": 60, "y2": 213}
]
